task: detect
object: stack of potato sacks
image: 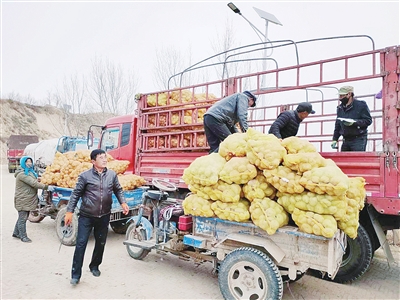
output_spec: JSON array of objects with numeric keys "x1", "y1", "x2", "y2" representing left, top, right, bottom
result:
[
  {"x1": 40, "y1": 149, "x2": 146, "y2": 190},
  {"x1": 182, "y1": 128, "x2": 366, "y2": 239},
  {"x1": 145, "y1": 89, "x2": 217, "y2": 149}
]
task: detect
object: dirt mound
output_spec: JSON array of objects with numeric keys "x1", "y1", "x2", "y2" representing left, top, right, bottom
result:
[{"x1": 1, "y1": 99, "x2": 115, "y2": 163}]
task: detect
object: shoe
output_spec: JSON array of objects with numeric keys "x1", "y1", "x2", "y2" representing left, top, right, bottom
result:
[
  {"x1": 90, "y1": 268, "x2": 101, "y2": 277},
  {"x1": 70, "y1": 278, "x2": 80, "y2": 286},
  {"x1": 21, "y1": 237, "x2": 32, "y2": 243},
  {"x1": 12, "y1": 234, "x2": 20, "y2": 238}
]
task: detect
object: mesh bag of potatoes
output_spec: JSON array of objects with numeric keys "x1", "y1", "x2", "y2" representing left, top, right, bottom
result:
[
  {"x1": 211, "y1": 199, "x2": 250, "y2": 222},
  {"x1": 263, "y1": 165, "x2": 304, "y2": 194},
  {"x1": 219, "y1": 157, "x2": 257, "y2": 184},
  {"x1": 218, "y1": 132, "x2": 248, "y2": 161},
  {"x1": 337, "y1": 197, "x2": 360, "y2": 239},
  {"x1": 347, "y1": 177, "x2": 366, "y2": 210},
  {"x1": 117, "y1": 174, "x2": 146, "y2": 191},
  {"x1": 281, "y1": 136, "x2": 317, "y2": 154},
  {"x1": 249, "y1": 197, "x2": 289, "y2": 235},
  {"x1": 246, "y1": 128, "x2": 287, "y2": 170},
  {"x1": 277, "y1": 191, "x2": 348, "y2": 220},
  {"x1": 283, "y1": 152, "x2": 327, "y2": 174},
  {"x1": 182, "y1": 194, "x2": 215, "y2": 217},
  {"x1": 182, "y1": 153, "x2": 226, "y2": 186},
  {"x1": 242, "y1": 173, "x2": 276, "y2": 202},
  {"x1": 189, "y1": 180, "x2": 242, "y2": 203},
  {"x1": 107, "y1": 160, "x2": 130, "y2": 175},
  {"x1": 299, "y1": 166, "x2": 349, "y2": 196},
  {"x1": 292, "y1": 208, "x2": 338, "y2": 238}
]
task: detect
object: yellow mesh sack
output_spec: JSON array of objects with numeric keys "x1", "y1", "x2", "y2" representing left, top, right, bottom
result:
[
  {"x1": 211, "y1": 199, "x2": 250, "y2": 222},
  {"x1": 263, "y1": 165, "x2": 304, "y2": 194},
  {"x1": 299, "y1": 166, "x2": 349, "y2": 196},
  {"x1": 242, "y1": 173, "x2": 276, "y2": 202},
  {"x1": 182, "y1": 194, "x2": 215, "y2": 217},
  {"x1": 281, "y1": 136, "x2": 317, "y2": 154},
  {"x1": 292, "y1": 208, "x2": 338, "y2": 238},
  {"x1": 189, "y1": 180, "x2": 242, "y2": 203},
  {"x1": 218, "y1": 133, "x2": 248, "y2": 161},
  {"x1": 283, "y1": 152, "x2": 327, "y2": 174},
  {"x1": 249, "y1": 197, "x2": 289, "y2": 235},
  {"x1": 219, "y1": 157, "x2": 257, "y2": 184},
  {"x1": 182, "y1": 153, "x2": 226, "y2": 186},
  {"x1": 347, "y1": 177, "x2": 366, "y2": 210}
]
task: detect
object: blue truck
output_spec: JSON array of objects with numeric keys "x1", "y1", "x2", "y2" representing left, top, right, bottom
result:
[{"x1": 29, "y1": 186, "x2": 147, "y2": 245}]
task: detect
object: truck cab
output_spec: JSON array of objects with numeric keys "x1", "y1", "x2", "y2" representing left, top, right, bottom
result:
[{"x1": 97, "y1": 114, "x2": 138, "y2": 173}]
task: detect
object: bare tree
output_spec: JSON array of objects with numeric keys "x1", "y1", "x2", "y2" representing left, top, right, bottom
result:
[
  {"x1": 153, "y1": 46, "x2": 195, "y2": 90},
  {"x1": 87, "y1": 56, "x2": 137, "y2": 115}
]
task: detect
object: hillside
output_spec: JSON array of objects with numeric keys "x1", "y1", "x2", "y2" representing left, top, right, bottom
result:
[{"x1": 0, "y1": 99, "x2": 116, "y2": 163}]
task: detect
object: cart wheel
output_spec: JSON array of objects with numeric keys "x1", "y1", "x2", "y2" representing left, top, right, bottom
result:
[
  {"x1": 218, "y1": 247, "x2": 283, "y2": 300},
  {"x1": 28, "y1": 210, "x2": 45, "y2": 223},
  {"x1": 125, "y1": 222, "x2": 151, "y2": 260},
  {"x1": 55, "y1": 206, "x2": 78, "y2": 246}
]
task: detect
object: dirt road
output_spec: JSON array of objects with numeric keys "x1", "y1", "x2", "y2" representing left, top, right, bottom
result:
[{"x1": 1, "y1": 164, "x2": 399, "y2": 299}]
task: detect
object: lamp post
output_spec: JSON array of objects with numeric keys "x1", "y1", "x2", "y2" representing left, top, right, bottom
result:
[{"x1": 227, "y1": 2, "x2": 282, "y2": 96}]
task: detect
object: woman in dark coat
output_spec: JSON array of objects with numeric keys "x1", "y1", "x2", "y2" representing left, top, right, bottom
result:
[{"x1": 13, "y1": 156, "x2": 53, "y2": 242}]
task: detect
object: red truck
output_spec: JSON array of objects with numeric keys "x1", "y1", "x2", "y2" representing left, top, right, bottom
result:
[
  {"x1": 88, "y1": 36, "x2": 399, "y2": 284},
  {"x1": 7, "y1": 135, "x2": 39, "y2": 173}
]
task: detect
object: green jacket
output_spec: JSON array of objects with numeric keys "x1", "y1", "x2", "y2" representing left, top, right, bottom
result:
[{"x1": 14, "y1": 169, "x2": 47, "y2": 211}]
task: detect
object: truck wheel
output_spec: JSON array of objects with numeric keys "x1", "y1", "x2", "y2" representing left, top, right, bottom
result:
[
  {"x1": 55, "y1": 206, "x2": 78, "y2": 246},
  {"x1": 125, "y1": 222, "x2": 150, "y2": 260},
  {"x1": 8, "y1": 168, "x2": 13, "y2": 173},
  {"x1": 218, "y1": 247, "x2": 283, "y2": 300},
  {"x1": 327, "y1": 224, "x2": 373, "y2": 283},
  {"x1": 28, "y1": 210, "x2": 45, "y2": 223},
  {"x1": 110, "y1": 220, "x2": 130, "y2": 234}
]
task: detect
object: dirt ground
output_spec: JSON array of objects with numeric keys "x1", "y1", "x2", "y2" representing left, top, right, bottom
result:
[{"x1": 1, "y1": 164, "x2": 399, "y2": 300}]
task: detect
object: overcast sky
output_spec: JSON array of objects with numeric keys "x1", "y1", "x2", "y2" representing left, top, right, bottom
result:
[{"x1": 1, "y1": 1, "x2": 399, "y2": 102}]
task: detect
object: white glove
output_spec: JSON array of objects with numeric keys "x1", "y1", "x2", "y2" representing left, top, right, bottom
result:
[{"x1": 47, "y1": 185, "x2": 55, "y2": 192}]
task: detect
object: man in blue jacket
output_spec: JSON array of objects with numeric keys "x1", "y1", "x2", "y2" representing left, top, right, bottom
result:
[
  {"x1": 203, "y1": 91, "x2": 256, "y2": 153},
  {"x1": 65, "y1": 149, "x2": 129, "y2": 285},
  {"x1": 331, "y1": 86, "x2": 372, "y2": 151}
]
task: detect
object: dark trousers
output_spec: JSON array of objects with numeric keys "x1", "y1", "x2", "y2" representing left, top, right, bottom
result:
[
  {"x1": 341, "y1": 135, "x2": 368, "y2": 151},
  {"x1": 13, "y1": 211, "x2": 29, "y2": 239},
  {"x1": 71, "y1": 214, "x2": 110, "y2": 279},
  {"x1": 203, "y1": 115, "x2": 236, "y2": 153}
]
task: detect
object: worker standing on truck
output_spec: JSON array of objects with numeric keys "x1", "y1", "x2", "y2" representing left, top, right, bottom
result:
[
  {"x1": 13, "y1": 156, "x2": 55, "y2": 243},
  {"x1": 331, "y1": 86, "x2": 372, "y2": 151},
  {"x1": 203, "y1": 91, "x2": 257, "y2": 153},
  {"x1": 268, "y1": 102, "x2": 315, "y2": 139},
  {"x1": 64, "y1": 149, "x2": 129, "y2": 286}
]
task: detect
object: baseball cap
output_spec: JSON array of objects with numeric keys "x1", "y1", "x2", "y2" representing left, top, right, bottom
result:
[
  {"x1": 243, "y1": 91, "x2": 257, "y2": 107},
  {"x1": 338, "y1": 86, "x2": 354, "y2": 95},
  {"x1": 296, "y1": 102, "x2": 315, "y2": 114}
]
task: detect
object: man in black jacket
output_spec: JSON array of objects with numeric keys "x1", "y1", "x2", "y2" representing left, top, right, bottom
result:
[
  {"x1": 331, "y1": 86, "x2": 372, "y2": 151},
  {"x1": 268, "y1": 102, "x2": 315, "y2": 139},
  {"x1": 65, "y1": 149, "x2": 129, "y2": 285}
]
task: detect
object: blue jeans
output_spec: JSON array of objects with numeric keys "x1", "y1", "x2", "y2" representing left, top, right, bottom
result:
[
  {"x1": 341, "y1": 135, "x2": 368, "y2": 151},
  {"x1": 203, "y1": 115, "x2": 236, "y2": 153},
  {"x1": 13, "y1": 211, "x2": 29, "y2": 239},
  {"x1": 71, "y1": 214, "x2": 110, "y2": 279}
]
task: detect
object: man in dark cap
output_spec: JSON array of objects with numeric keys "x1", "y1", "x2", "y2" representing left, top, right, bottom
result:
[
  {"x1": 268, "y1": 102, "x2": 315, "y2": 139},
  {"x1": 203, "y1": 90, "x2": 257, "y2": 153},
  {"x1": 331, "y1": 86, "x2": 372, "y2": 151},
  {"x1": 65, "y1": 149, "x2": 129, "y2": 286}
]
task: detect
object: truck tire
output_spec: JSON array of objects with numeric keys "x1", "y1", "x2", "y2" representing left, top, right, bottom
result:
[
  {"x1": 110, "y1": 220, "x2": 130, "y2": 234},
  {"x1": 55, "y1": 206, "x2": 78, "y2": 246},
  {"x1": 218, "y1": 247, "x2": 283, "y2": 300},
  {"x1": 28, "y1": 210, "x2": 45, "y2": 223},
  {"x1": 125, "y1": 222, "x2": 150, "y2": 260},
  {"x1": 327, "y1": 224, "x2": 373, "y2": 283}
]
